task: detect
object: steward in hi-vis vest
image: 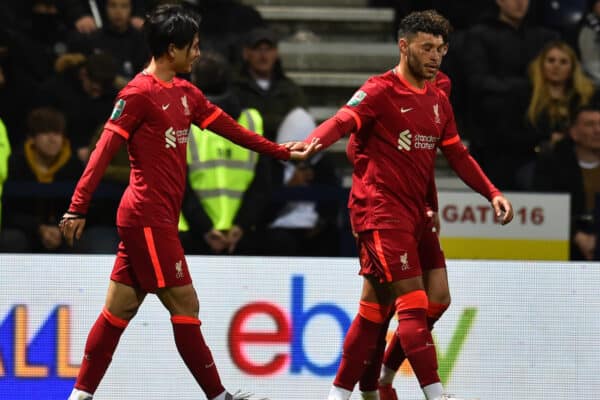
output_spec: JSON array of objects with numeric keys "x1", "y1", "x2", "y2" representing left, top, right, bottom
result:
[
  {"x1": 179, "y1": 51, "x2": 273, "y2": 255},
  {"x1": 179, "y1": 108, "x2": 263, "y2": 232}
]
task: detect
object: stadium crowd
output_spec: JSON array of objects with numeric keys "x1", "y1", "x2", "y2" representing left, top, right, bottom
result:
[{"x1": 0, "y1": 0, "x2": 599, "y2": 260}]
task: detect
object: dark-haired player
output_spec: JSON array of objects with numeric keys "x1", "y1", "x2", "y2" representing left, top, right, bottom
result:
[
  {"x1": 61, "y1": 4, "x2": 318, "y2": 400},
  {"x1": 301, "y1": 10, "x2": 513, "y2": 400}
]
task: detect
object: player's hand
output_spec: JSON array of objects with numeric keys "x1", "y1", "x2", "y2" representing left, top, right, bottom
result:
[
  {"x1": 39, "y1": 224, "x2": 63, "y2": 250},
  {"x1": 59, "y1": 212, "x2": 87, "y2": 247},
  {"x1": 491, "y1": 195, "x2": 513, "y2": 225},
  {"x1": 226, "y1": 225, "x2": 244, "y2": 254},
  {"x1": 573, "y1": 231, "x2": 596, "y2": 260},
  {"x1": 426, "y1": 209, "x2": 441, "y2": 235},
  {"x1": 288, "y1": 138, "x2": 322, "y2": 161},
  {"x1": 204, "y1": 229, "x2": 228, "y2": 253}
]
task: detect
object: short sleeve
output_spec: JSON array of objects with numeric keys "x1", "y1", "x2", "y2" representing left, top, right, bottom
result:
[
  {"x1": 340, "y1": 78, "x2": 383, "y2": 132},
  {"x1": 104, "y1": 86, "x2": 151, "y2": 140},
  {"x1": 187, "y1": 84, "x2": 222, "y2": 129}
]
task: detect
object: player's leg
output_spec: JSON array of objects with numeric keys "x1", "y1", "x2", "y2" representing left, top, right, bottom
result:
[
  {"x1": 358, "y1": 308, "x2": 394, "y2": 400},
  {"x1": 142, "y1": 226, "x2": 244, "y2": 400},
  {"x1": 378, "y1": 268, "x2": 450, "y2": 398},
  {"x1": 379, "y1": 229, "x2": 450, "y2": 399},
  {"x1": 68, "y1": 279, "x2": 146, "y2": 399},
  {"x1": 156, "y1": 283, "x2": 231, "y2": 400},
  {"x1": 328, "y1": 274, "x2": 395, "y2": 400}
]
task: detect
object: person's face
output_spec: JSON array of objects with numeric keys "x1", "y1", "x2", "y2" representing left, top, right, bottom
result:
[
  {"x1": 542, "y1": 47, "x2": 572, "y2": 85},
  {"x1": 170, "y1": 35, "x2": 200, "y2": 74},
  {"x1": 570, "y1": 111, "x2": 600, "y2": 151},
  {"x1": 33, "y1": 131, "x2": 64, "y2": 159},
  {"x1": 80, "y1": 69, "x2": 104, "y2": 98},
  {"x1": 400, "y1": 32, "x2": 447, "y2": 81},
  {"x1": 497, "y1": 0, "x2": 529, "y2": 22},
  {"x1": 106, "y1": 0, "x2": 131, "y2": 32},
  {"x1": 243, "y1": 42, "x2": 278, "y2": 78}
]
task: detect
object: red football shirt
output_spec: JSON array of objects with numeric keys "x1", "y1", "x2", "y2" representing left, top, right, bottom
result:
[
  {"x1": 342, "y1": 69, "x2": 460, "y2": 233},
  {"x1": 69, "y1": 72, "x2": 287, "y2": 227}
]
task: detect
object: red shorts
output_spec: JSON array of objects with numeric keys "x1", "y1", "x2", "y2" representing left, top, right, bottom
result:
[
  {"x1": 111, "y1": 226, "x2": 192, "y2": 293},
  {"x1": 357, "y1": 229, "x2": 422, "y2": 283},
  {"x1": 418, "y1": 221, "x2": 446, "y2": 271}
]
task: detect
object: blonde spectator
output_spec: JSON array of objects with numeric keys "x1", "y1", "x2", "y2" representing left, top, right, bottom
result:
[{"x1": 527, "y1": 40, "x2": 596, "y2": 150}]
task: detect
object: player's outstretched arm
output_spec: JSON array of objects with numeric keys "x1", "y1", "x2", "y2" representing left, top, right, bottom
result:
[{"x1": 491, "y1": 195, "x2": 513, "y2": 225}]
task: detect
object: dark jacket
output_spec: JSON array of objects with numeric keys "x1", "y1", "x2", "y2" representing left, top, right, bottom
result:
[
  {"x1": 464, "y1": 16, "x2": 559, "y2": 152},
  {"x1": 532, "y1": 137, "x2": 591, "y2": 260},
  {"x1": 233, "y1": 61, "x2": 307, "y2": 141},
  {"x1": 34, "y1": 66, "x2": 117, "y2": 149},
  {"x1": 68, "y1": 26, "x2": 149, "y2": 81}
]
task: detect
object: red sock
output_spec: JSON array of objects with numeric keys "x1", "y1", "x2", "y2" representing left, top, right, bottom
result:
[
  {"x1": 358, "y1": 321, "x2": 389, "y2": 392},
  {"x1": 396, "y1": 307, "x2": 439, "y2": 387},
  {"x1": 334, "y1": 314, "x2": 384, "y2": 391},
  {"x1": 382, "y1": 330, "x2": 406, "y2": 371},
  {"x1": 75, "y1": 308, "x2": 128, "y2": 393},
  {"x1": 171, "y1": 316, "x2": 225, "y2": 399},
  {"x1": 383, "y1": 302, "x2": 448, "y2": 372}
]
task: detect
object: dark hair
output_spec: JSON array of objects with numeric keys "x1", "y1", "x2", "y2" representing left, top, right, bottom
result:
[
  {"x1": 85, "y1": 53, "x2": 117, "y2": 89},
  {"x1": 571, "y1": 103, "x2": 600, "y2": 125},
  {"x1": 191, "y1": 51, "x2": 231, "y2": 96},
  {"x1": 397, "y1": 10, "x2": 452, "y2": 43},
  {"x1": 143, "y1": 4, "x2": 201, "y2": 58},
  {"x1": 27, "y1": 107, "x2": 66, "y2": 136}
]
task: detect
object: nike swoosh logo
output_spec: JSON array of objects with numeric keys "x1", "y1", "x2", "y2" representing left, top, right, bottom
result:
[
  {"x1": 162, "y1": 104, "x2": 170, "y2": 110},
  {"x1": 401, "y1": 107, "x2": 412, "y2": 113}
]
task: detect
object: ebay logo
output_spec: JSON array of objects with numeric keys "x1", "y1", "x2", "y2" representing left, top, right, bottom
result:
[{"x1": 228, "y1": 276, "x2": 351, "y2": 376}]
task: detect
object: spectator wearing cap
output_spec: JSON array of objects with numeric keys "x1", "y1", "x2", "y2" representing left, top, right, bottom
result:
[
  {"x1": 3, "y1": 107, "x2": 82, "y2": 252},
  {"x1": 233, "y1": 27, "x2": 307, "y2": 142},
  {"x1": 179, "y1": 51, "x2": 270, "y2": 255},
  {"x1": 34, "y1": 52, "x2": 118, "y2": 163}
]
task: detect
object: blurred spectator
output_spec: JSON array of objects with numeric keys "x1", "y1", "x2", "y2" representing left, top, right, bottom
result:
[
  {"x1": 263, "y1": 108, "x2": 341, "y2": 257},
  {"x1": 183, "y1": 0, "x2": 265, "y2": 65},
  {"x1": 532, "y1": 0, "x2": 587, "y2": 47},
  {"x1": 0, "y1": 53, "x2": 30, "y2": 146},
  {"x1": 89, "y1": 0, "x2": 146, "y2": 30},
  {"x1": 368, "y1": 0, "x2": 494, "y2": 40},
  {"x1": 0, "y1": 0, "x2": 93, "y2": 93},
  {"x1": 68, "y1": 0, "x2": 149, "y2": 88},
  {"x1": 577, "y1": 0, "x2": 600, "y2": 85},
  {"x1": 526, "y1": 41, "x2": 597, "y2": 152},
  {"x1": 179, "y1": 51, "x2": 270, "y2": 255},
  {"x1": 34, "y1": 52, "x2": 118, "y2": 163},
  {"x1": 533, "y1": 105, "x2": 600, "y2": 260},
  {"x1": 3, "y1": 107, "x2": 83, "y2": 252},
  {"x1": 464, "y1": 0, "x2": 559, "y2": 190},
  {"x1": 233, "y1": 27, "x2": 307, "y2": 141}
]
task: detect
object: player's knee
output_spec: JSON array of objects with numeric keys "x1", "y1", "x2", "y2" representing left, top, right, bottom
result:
[{"x1": 395, "y1": 289, "x2": 428, "y2": 314}]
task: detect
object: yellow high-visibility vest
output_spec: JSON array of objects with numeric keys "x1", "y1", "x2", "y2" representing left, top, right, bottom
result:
[
  {"x1": 179, "y1": 108, "x2": 263, "y2": 231},
  {"x1": 0, "y1": 119, "x2": 10, "y2": 226}
]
